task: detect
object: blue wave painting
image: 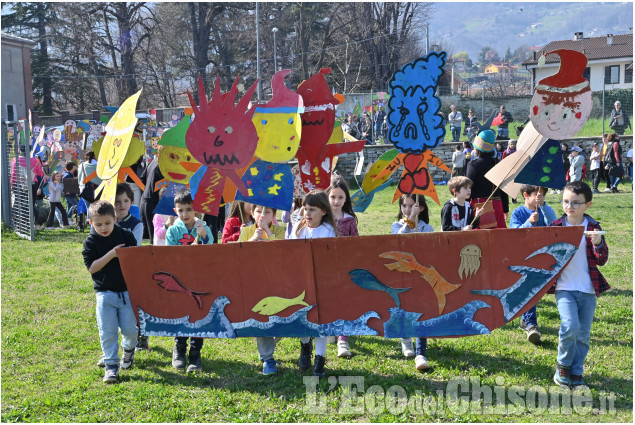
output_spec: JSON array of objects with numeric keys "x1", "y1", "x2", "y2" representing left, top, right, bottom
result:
[
  {"x1": 233, "y1": 305, "x2": 380, "y2": 337},
  {"x1": 139, "y1": 296, "x2": 236, "y2": 338},
  {"x1": 383, "y1": 301, "x2": 491, "y2": 338},
  {"x1": 471, "y1": 242, "x2": 577, "y2": 321}
]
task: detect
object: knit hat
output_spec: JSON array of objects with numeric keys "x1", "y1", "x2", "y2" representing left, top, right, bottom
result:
[
  {"x1": 570, "y1": 146, "x2": 582, "y2": 152},
  {"x1": 535, "y1": 49, "x2": 590, "y2": 95},
  {"x1": 473, "y1": 129, "x2": 496, "y2": 152}
]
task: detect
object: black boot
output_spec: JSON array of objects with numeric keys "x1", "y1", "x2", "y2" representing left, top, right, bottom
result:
[
  {"x1": 187, "y1": 349, "x2": 202, "y2": 372},
  {"x1": 298, "y1": 338, "x2": 313, "y2": 372},
  {"x1": 172, "y1": 340, "x2": 187, "y2": 370},
  {"x1": 313, "y1": 355, "x2": 325, "y2": 377}
]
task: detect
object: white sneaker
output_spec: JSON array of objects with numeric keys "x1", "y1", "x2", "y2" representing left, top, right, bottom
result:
[
  {"x1": 603, "y1": 188, "x2": 612, "y2": 193},
  {"x1": 556, "y1": 190, "x2": 562, "y2": 194},
  {"x1": 337, "y1": 339, "x2": 351, "y2": 358},
  {"x1": 401, "y1": 338, "x2": 415, "y2": 358},
  {"x1": 415, "y1": 355, "x2": 430, "y2": 370}
]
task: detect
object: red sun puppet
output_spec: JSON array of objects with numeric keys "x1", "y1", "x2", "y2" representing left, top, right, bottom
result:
[
  {"x1": 296, "y1": 68, "x2": 365, "y2": 192},
  {"x1": 186, "y1": 75, "x2": 259, "y2": 215}
]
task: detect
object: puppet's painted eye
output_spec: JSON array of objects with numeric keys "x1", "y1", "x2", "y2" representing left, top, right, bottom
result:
[
  {"x1": 288, "y1": 118, "x2": 294, "y2": 124},
  {"x1": 186, "y1": 155, "x2": 191, "y2": 161},
  {"x1": 261, "y1": 120, "x2": 267, "y2": 125},
  {"x1": 207, "y1": 126, "x2": 216, "y2": 133},
  {"x1": 562, "y1": 112, "x2": 568, "y2": 119},
  {"x1": 225, "y1": 126, "x2": 233, "y2": 134}
]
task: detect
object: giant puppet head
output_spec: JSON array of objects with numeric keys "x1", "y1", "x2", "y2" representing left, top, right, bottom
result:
[
  {"x1": 530, "y1": 49, "x2": 592, "y2": 140},
  {"x1": 296, "y1": 68, "x2": 339, "y2": 158},
  {"x1": 158, "y1": 116, "x2": 201, "y2": 185},
  {"x1": 387, "y1": 52, "x2": 446, "y2": 154},
  {"x1": 253, "y1": 69, "x2": 304, "y2": 163},
  {"x1": 185, "y1": 75, "x2": 259, "y2": 171}
]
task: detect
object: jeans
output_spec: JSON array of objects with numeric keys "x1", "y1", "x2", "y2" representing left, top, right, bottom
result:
[
  {"x1": 610, "y1": 175, "x2": 622, "y2": 188},
  {"x1": 522, "y1": 305, "x2": 538, "y2": 327},
  {"x1": 555, "y1": 290, "x2": 596, "y2": 376},
  {"x1": 590, "y1": 169, "x2": 600, "y2": 190},
  {"x1": 95, "y1": 291, "x2": 138, "y2": 366},
  {"x1": 451, "y1": 127, "x2": 461, "y2": 142},
  {"x1": 256, "y1": 337, "x2": 276, "y2": 361},
  {"x1": 467, "y1": 127, "x2": 476, "y2": 142},
  {"x1": 64, "y1": 195, "x2": 78, "y2": 218},
  {"x1": 498, "y1": 127, "x2": 509, "y2": 138},
  {"x1": 630, "y1": 163, "x2": 633, "y2": 188}
]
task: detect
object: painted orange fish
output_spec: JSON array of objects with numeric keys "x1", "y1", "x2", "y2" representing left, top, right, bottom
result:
[
  {"x1": 380, "y1": 251, "x2": 461, "y2": 314},
  {"x1": 153, "y1": 271, "x2": 211, "y2": 310}
]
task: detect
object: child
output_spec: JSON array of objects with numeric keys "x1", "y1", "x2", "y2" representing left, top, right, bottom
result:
[
  {"x1": 238, "y1": 205, "x2": 285, "y2": 376},
  {"x1": 166, "y1": 189, "x2": 213, "y2": 372},
  {"x1": 568, "y1": 146, "x2": 584, "y2": 183},
  {"x1": 441, "y1": 176, "x2": 482, "y2": 232},
  {"x1": 238, "y1": 205, "x2": 285, "y2": 242},
  {"x1": 327, "y1": 178, "x2": 359, "y2": 358},
  {"x1": 509, "y1": 185, "x2": 557, "y2": 344},
  {"x1": 452, "y1": 145, "x2": 464, "y2": 177},
  {"x1": 391, "y1": 194, "x2": 433, "y2": 370},
  {"x1": 589, "y1": 143, "x2": 601, "y2": 193},
  {"x1": 82, "y1": 200, "x2": 138, "y2": 383},
  {"x1": 45, "y1": 171, "x2": 70, "y2": 229},
  {"x1": 550, "y1": 181, "x2": 609, "y2": 388},
  {"x1": 287, "y1": 190, "x2": 337, "y2": 377},
  {"x1": 152, "y1": 187, "x2": 175, "y2": 246},
  {"x1": 115, "y1": 183, "x2": 144, "y2": 246},
  {"x1": 62, "y1": 161, "x2": 79, "y2": 223},
  {"x1": 221, "y1": 201, "x2": 253, "y2": 243}
]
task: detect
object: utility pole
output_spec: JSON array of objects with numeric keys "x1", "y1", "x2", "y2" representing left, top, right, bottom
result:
[{"x1": 256, "y1": 2, "x2": 262, "y2": 102}]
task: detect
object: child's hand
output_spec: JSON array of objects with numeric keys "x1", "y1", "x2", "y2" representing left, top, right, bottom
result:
[
  {"x1": 110, "y1": 244, "x2": 125, "y2": 258},
  {"x1": 165, "y1": 216, "x2": 175, "y2": 226},
  {"x1": 474, "y1": 207, "x2": 484, "y2": 218},
  {"x1": 251, "y1": 227, "x2": 264, "y2": 241},
  {"x1": 195, "y1": 220, "x2": 207, "y2": 239},
  {"x1": 257, "y1": 215, "x2": 272, "y2": 236},
  {"x1": 462, "y1": 225, "x2": 473, "y2": 231},
  {"x1": 536, "y1": 192, "x2": 545, "y2": 206},
  {"x1": 409, "y1": 204, "x2": 421, "y2": 221},
  {"x1": 589, "y1": 233, "x2": 602, "y2": 246},
  {"x1": 528, "y1": 211, "x2": 539, "y2": 225}
]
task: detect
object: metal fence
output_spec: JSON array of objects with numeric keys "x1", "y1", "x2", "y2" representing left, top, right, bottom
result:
[{"x1": 1, "y1": 120, "x2": 35, "y2": 240}]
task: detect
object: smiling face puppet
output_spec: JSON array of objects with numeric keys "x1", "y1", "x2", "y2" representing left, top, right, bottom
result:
[
  {"x1": 158, "y1": 116, "x2": 201, "y2": 185},
  {"x1": 253, "y1": 69, "x2": 304, "y2": 163},
  {"x1": 530, "y1": 49, "x2": 592, "y2": 140}
]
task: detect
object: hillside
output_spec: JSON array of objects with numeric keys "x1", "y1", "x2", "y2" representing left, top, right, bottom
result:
[{"x1": 427, "y1": 1, "x2": 634, "y2": 62}]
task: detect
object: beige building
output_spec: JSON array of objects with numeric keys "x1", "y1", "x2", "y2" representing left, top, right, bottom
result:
[{"x1": 1, "y1": 33, "x2": 37, "y2": 122}]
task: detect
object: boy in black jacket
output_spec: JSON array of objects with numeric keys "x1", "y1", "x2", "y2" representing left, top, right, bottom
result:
[{"x1": 82, "y1": 201, "x2": 138, "y2": 383}]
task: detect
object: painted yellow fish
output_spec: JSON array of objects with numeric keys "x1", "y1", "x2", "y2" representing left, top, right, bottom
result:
[
  {"x1": 380, "y1": 251, "x2": 461, "y2": 315},
  {"x1": 252, "y1": 291, "x2": 309, "y2": 316}
]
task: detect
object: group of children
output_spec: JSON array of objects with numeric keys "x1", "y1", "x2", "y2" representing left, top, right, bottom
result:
[{"x1": 83, "y1": 174, "x2": 609, "y2": 391}]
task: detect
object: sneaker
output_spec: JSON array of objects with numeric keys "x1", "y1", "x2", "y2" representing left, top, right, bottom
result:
[
  {"x1": 172, "y1": 342, "x2": 187, "y2": 370},
  {"x1": 570, "y1": 374, "x2": 586, "y2": 388},
  {"x1": 186, "y1": 350, "x2": 202, "y2": 373},
  {"x1": 603, "y1": 188, "x2": 612, "y2": 192},
  {"x1": 327, "y1": 336, "x2": 337, "y2": 345},
  {"x1": 611, "y1": 186, "x2": 619, "y2": 193},
  {"x1": 97, "y1": 355, "x2": 105, "y2": 368},
  {"x1": 120, "y1": 348, "x2": 135, "y2": 369},
  {"x1": 519, "y1": 319, "x2": 527, "y2": 331},
  {"x1": 313, "y1": 355, "x2": 325, "y2": 377},
  {"x1": 592, "y1": 189, "x2": 600, "y2": 194},
  {"x1": 337, "y1": 339, "x2": 351, "y2": 358},
  {"x1": 553, "y1": 364, "x2": 572, "y2": 388},
  {"x1": 135, "y1": 335, "x2": 149, "y2": 352},
  {"x1": 556, "y1": 190, "x2": 562, "y2": 194},
  {"x1": 525, "y1": 325, "x2": 541, "y2": 344},
  {"x1": 263, "y1": 359, "x2": 279, "y2": 375},
  {"x1": 401, "y1": 338, "x2": 415, "y2": 358},
  {"x1": 103, "y1": 365, "x2": 119, "y2": 383},
  {"x1": 298, "y1": 339, "x2": 313, "y2": 372},
  {"x1": 415, "y1": 355, "x2": 430, "y2": 371}
]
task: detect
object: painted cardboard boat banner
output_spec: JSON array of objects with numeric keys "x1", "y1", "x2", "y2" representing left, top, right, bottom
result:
[{"x1": 118, "y1": 226, "x2": 582, "y2": 339}]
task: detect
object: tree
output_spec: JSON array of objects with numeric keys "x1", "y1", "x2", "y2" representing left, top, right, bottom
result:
[{"x1": 504, "y1": 46, "x2": 512, "y2": 62}]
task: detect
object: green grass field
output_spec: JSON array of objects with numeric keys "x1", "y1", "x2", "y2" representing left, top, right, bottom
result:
[{"x1": 1, "y1": 181, "x2": 632, "y2": 422}]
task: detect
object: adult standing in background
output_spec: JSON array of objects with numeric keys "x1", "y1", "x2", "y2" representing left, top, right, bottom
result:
[
  {"x1": 497, "y1": 105, "x2": 513, "y2": 140},
  {"x1": 448, "y1": 105, "x2": 463, "y2": 142},
  {"x1": 139, "y1": 155, "x2": 164, "y2": 244},
  {"x1": 374, "y1": 105, "x2": 385, "y2": 142},
  {"x1": 464, "y1": 109, "x2": 480, "y2": 142},
  {"x1": 599, "y1": 134, "x2": 612, "y2": 192},
  {"x1": 604, "y1": 133, "x2": 624, "y2": 193},
  {"x1": 609, "y1": 101, "x2": 631, "y2": 135}
]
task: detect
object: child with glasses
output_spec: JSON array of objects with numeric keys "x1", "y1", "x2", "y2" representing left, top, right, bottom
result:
[{"x1": 549, "y1": 181, "x2": 609, "y2": 389}]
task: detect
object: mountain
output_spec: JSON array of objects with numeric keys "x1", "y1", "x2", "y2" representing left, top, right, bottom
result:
[{"x1": 426, "y1": 2, "x2": 633, "y2": 62}]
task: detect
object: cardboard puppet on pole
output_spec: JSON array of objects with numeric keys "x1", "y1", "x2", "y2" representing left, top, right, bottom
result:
[
  {"x1": 296, "y1": 68, "x2": 365, "y2": 193},
  {"x1": 486, "y1": 49, "x2": 592, "y2": 196},
  {"x1": 372, "y1": 52, "x2": 451, "y2": 205},
  {"x1": 118, "y1": 227, "x2": 583, "y2": 338},
  {"x1": 185, "y1": 75, "x2": 259, "y2": 215},
  {"x1": 235, "y1": 69, "x2": 303, "y2": 211}
]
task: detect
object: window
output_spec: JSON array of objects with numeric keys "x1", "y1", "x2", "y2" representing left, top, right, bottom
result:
[
  {"x1": 605, "y1": 65, "x2": 620, "y2": 84},
  {"x1": 583, "y1": 67, "x2": 590, "y2": 80},
  {"x1": 626, "y1": 65, "x2": 633, "y2": 84},
  {"x1": 6, "y1": 104, "x2": 16, "y2": 122}
]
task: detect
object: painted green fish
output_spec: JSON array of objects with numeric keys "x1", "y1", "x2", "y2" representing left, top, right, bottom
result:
[{"x1": 252, "y1": 291, "x2": 309, "y2": 316}]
